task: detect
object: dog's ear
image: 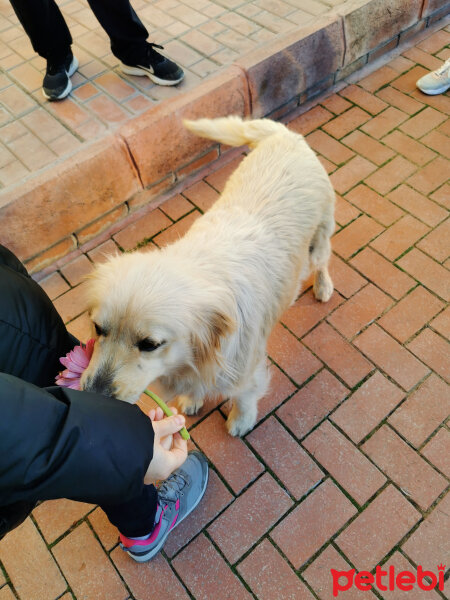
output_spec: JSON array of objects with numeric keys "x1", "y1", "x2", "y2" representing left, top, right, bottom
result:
[{"x1": 191, "y1": 309, "x2": 234, "y2": 379}]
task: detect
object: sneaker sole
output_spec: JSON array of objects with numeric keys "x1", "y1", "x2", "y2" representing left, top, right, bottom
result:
[
  {"x1": 42, "y1": 56, "x2": 79, "y2": 101},
  {"x1": 416, "y1": 83, "x2": 450, "y2": 95},
  {"x1": 127, "y1": 461, "x2": 209, "y2": 562},
  {"x1": 120, "y1": 63, "x2": 184, "y2": 86}
]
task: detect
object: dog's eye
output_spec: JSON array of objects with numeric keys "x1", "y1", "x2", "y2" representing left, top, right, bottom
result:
[
  {"x1": 137, "y1": 338, "x2": 163, "y2": 352},
  {"x1": 94, "y1": 323, "x2": 106, "y2": 337}
]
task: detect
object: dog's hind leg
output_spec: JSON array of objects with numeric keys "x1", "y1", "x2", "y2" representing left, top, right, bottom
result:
[
  {"x1": 310, "y1": 212, "x2": 334, "y2": 303},
  {"x1": 226, "y1": 359, "x2": 270, "y2": 437}
]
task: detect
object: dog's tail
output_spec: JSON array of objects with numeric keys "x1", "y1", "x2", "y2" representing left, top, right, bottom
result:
[{"x1": 183, "y1": 116, "x2": 287, "y2": 149}]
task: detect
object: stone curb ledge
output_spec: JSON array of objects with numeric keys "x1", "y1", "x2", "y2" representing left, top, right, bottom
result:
[{"x1": 0, "y1": 0, "x2": 448, "y2": 273}]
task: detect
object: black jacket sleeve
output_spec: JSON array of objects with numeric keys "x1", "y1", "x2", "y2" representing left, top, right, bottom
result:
[
  {"x1": 0, "y1": 374, "x2": 154, "y2": 507},
  {"x1": 0, "y1": 245, "x2": 77, "y2": 387}
]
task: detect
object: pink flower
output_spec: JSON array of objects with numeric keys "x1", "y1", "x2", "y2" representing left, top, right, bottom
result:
[{"x1": 55, "y1": 339, "x2": 95, "y2": 390}]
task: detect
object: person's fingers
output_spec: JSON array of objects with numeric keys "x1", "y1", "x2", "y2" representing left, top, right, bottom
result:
[
  {"x1": 170, "y1": 405, "x2": 178, "y2": 416},
  {"x1": 165, "y1": 441, "x2": 188, "y2": 472},
  {"x1": 153, "y1": 414, "x2": 185, "y2": 439},
  {"x1": 171, "y1": 432, "x2": 188, "y2": 458},
  {"x1": 149, "y1": 407, "x2": 165, "y2": 422},
  {"x1": 160, "y1": 437, "x2": 173, "y2": 452}
]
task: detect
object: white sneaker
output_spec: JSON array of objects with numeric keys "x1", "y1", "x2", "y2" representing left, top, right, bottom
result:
[{"x1": 416, "y1": 58, "x2": 450, "y2": 95}]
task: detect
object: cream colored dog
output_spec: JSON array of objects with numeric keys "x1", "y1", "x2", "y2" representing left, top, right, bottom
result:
[{"x1": 81, "y1": 116, "x2": 335, "y2": 436}]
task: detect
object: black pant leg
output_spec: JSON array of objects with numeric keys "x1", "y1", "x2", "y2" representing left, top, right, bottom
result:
[
  {"x1": 9, "y1": 0, "x2": 72, "y2": 60},
  {"x1": 101, "y1": 485, "x2": 157, "y2": 538},
  {"x1": 85, "y1": 0, "x2": 149, "y2": 63},
  {"x1": 0, "y1": 376, "x2": 157, "y2": 540}
]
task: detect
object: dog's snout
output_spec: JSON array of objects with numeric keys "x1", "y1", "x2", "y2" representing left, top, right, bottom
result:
[{"x1": 83, "y1": 368, "x2": 115, "y2": 398}]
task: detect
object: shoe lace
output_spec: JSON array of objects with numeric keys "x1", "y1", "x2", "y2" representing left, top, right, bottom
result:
[
  {"x1": 147, "y1": 43, "x2": 166, "y2": 65},
  {"x1": 432, "y1": 58, "x2": 450, "y2": 78},
  {"x1": 158, "y1": 471, "x2": 188, "y2": 503}
]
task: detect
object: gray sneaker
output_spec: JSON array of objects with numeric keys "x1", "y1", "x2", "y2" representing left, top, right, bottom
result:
[{"x1": 119, "y1": 451, "x2": 208, "y2": 562}]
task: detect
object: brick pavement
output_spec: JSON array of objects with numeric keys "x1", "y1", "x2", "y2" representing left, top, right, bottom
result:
[
  {"x1": 0, "y1": 0, "x2": 347, "y2": 189},
  {"x1": 0, "y1": 23, "x2": 449, "y2": 600}
]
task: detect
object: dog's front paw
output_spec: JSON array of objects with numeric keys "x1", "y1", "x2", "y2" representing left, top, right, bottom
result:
[
  {"x1": 177, "y1": 395, "x2": 203, "y2": 416},
  {"x1": 226, "y1": 410, "x2": 256, "y2": 437}
]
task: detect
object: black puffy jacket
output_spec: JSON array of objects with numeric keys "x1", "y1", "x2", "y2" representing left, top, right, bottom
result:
[{"x1": 0, "y1": 245, "x2": 154, "y2": 538}]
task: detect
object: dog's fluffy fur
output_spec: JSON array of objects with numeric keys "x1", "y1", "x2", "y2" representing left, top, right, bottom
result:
[{"x1": 81, "y1": 116, "x2": 335, "y2": 436}]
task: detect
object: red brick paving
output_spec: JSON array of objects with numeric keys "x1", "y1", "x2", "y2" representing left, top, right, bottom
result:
[
  {"x1": 335, "y1": 193, "x2": 361, "y2": 226},
  {"x1": 345, "y1": 184, "x2": 403, "y2": 226},
  {"x1": 0, "y1": 519, "x2": 67, "y2": 600},
  {"x1": 111, "y1": 546, "x2": 191, "y2": 600},
  {"x1": 52, "y1": 522, "x2": 128, "y2": 600},
  {"x1": 350, "y1": 247, "x2": 416, "y2": 299},
  {"x1": 401, "y1": 491, "x2": 450, "y2": 573},
  {"x1": 421, "y1": 428, "x2": 450, "y2": 478},
  {"x1": 303, "y1": 322, "x2": 373, "y2": 387},
  {"x1": 330, "y1": 371, "x2": 405, "y2": 444},
  {"x1": 237, "y1": 538, "x2": 315, "y2": 600},
  {"x1": 373, "y1": 551, "x2": 444, "y2": 600},
  {"x1": 32, "y1": 499, "x2": 94, "y2": 544},
  {"x1": 362, "y1": 425, "x2": 447, "y2": 510},
  {"x1": 353, "y1": 324, "x2": 430, "y2": 390},
  {"x1": 207, "y1": 473, "x2": 293, "y2": 563},
  {"x1": 388, "y1": 374, "x2": 450, "y2": 447},
  {"x1": 270, "y1": 478, "x2": 356, "y2": 569},
  {"x1": 303, "y1": 544, "x2": 376, "y2": 599},
  {"x1": 407, "y1": 327, "x2": 450, "y2": 381},
  {"x1": 1, "y1": 25, "x2": 449, "y2": 600},
  {"x1": 172, "y1": 534, "x2": 252, "y2": 600},
  {"x1": 335, "y1": 485, "x2": 421, "y2": 571},
  {"x1": 370, "y1": 214, "x2": 430, "y2": 261},
  {"x1": 191, "y1": 410, "x2": 263, "y2": 494},
  {"x1": 276, "y1": 369, "x2": 348, "y2": 439},
  {"x1": 303, "y1": 420, "x2": 386, "y2": 506},
  {"x1": 247, "y1": 416, "x2": 324, "y2": 500},
  {"x1": 388, "y1": 183, "x2": 447, "y2": 226},
  {"x1": 327, "y1": 283, "x2": 392, "y2": 339},
  {"x1": 88, "y1": 507, "x2": 122, "y2": 552},
  {"x1": 378, "y1": 285, "x2": 444, "y2": 343}
]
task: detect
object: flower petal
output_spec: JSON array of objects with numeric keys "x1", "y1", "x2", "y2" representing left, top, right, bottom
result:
[
  {"x1": 85, "y1": 338, "x2": 95, "y2": 360},
  {"x1": 56, "y1": 341, "x2": 94, "y2": 389},
  {"x1": 56, "y1": 374, "x2": 81, "y2": 388},
  {"x1": 67, "y1": 381, "x2": 81, "y2": 390},
  {"x1": 59, "y1": 369, "x2": 79, "y2": 379},
  {"x1": 69, "y1": 346, "x2": 90, "y2": 369},
  {"x1": 59, "y1": 358, "x2": 85, "y2": 374}
]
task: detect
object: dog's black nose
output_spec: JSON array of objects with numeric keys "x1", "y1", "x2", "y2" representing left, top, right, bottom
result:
[{"x1": 83, "y1": 369, "x2": 115, "y2": 398}]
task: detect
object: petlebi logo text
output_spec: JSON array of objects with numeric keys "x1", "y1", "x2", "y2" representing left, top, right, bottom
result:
[{"x1": 331, "y1": 564, "x2": 446, "y2": 597}]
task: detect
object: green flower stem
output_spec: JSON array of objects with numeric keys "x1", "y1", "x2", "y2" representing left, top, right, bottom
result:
[{"x1": 144, "y1": 389, "x2": 190, "y2": 440}]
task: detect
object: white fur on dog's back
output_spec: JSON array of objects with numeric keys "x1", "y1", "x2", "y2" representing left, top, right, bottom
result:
[
  {"x1": 184, "y1": 115, "x2": 333, "y2": 234},
  {"x1": 184, "y1": 116, "x2": 288, "y2": 149},
  {"x1": 178, "y1": 115, "x2": 335, "y2": 377}
]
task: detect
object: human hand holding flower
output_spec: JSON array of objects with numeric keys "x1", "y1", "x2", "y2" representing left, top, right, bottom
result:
[{"x1": 144, "y1": 406, "x2": 188, "y2": 484}]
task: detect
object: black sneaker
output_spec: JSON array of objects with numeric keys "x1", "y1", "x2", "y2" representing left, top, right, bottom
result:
[
  {"x1": 120, "y1": 43, "x2": 184, "y2": 86},
  {"x1": 43, "y1": 52, "x2": 79, "y2": 101}
]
